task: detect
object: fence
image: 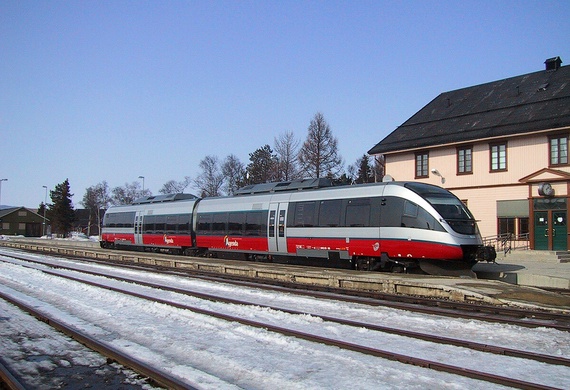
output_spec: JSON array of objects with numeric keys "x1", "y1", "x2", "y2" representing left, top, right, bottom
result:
[{"x1": 482, "y1": 233, "x2": 529, "y2": 256}]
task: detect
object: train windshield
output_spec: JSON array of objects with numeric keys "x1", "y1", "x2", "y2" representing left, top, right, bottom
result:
[{"x1": 405, "y1": 183, "x2": 478, "y2": 235}]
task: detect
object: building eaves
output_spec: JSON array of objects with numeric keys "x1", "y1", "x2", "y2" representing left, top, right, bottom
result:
[{"x1": 369, "y1": 63, "x2": 570, "y2": 155}]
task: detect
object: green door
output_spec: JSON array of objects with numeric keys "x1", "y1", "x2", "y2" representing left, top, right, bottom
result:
[
  {"x1": 553, "y1": 211, "x2": 567, "y2": 251},
  {"x1": 534, "y1": 211, "x2": 549, "y2": 250}
]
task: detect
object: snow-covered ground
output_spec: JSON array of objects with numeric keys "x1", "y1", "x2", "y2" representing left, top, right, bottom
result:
[{"x1": 1, "y1": 248, "x2": 569, "y2": 389}]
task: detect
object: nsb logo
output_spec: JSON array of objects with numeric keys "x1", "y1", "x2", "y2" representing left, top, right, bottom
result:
[{"x1": 224, "y1": 235, "x2": 238, "y2": 248}]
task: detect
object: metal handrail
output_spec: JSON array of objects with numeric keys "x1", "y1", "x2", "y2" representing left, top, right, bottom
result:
[{"x1": 482, "y1": 233, "x2": 529, "y2": 256}]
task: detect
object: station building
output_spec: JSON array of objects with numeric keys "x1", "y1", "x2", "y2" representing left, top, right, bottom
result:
[
  {"x1": 0, "y1": 206, "x2": 47, "y2": 237},
  {"x1": 368, "y1": 57, "x2": 570, "y2": 251}
]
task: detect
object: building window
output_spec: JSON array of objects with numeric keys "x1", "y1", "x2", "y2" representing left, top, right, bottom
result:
[
  {"x1": 498, "y1": 218, "x2": 515, "y2": 236},
  {"x1": 490, "y1": 143, "x2": 507, "y2": 171},
  {"x1": 457, "y1": 146, "x2": 473, "y2": 174},
  {"x1": 519, "y1": 218, "x2": 529, "y2": 236},
  {"x1": 415, "y1": 152, "x2": 428, "y2": 178},
  {"x1": 549, "y1": 135, "x2": 568, "y2": 166}
]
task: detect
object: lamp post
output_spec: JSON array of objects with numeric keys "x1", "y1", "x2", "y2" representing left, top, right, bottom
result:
[
  {"x1": 138, "y1": 176, "x2": 145, "y2": 193},
  {"x1": 431, "y1": 169, "x2": 446, "y2": 184},
  {"x1": 42, "y1": 185, "x2": 48, "y2": 236},
  {"x1": 0, "y1": 178, "x2": 7, "y2": 206}
]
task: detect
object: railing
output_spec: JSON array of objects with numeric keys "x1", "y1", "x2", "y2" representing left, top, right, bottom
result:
[{"x1": 482, "y1": 233, "x2": 530, "y2": 256}]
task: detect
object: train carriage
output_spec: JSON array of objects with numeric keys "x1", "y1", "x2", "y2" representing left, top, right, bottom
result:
[
  {"x1": 101, "y1": 179, "x2": 490, "y2": 276},
  {"x1": 100, "y1": 193, "x2": 199, "y2": 254}
]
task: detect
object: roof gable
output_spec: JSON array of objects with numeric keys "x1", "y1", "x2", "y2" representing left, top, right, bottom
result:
[
  {"x1": 369, "y1": 62, "x2": 570, "y2": 155},
  {"x1": 518, "y1": 168, "x2": 570, "y2": 183}
]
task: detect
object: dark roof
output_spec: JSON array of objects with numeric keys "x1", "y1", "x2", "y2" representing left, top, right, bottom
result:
[
  {"x1": 0, "y1": 206, "x2": 46, "y2": 220},
  {"x1": 368, "y1": 61, "x2": 570, "y2": 155}
]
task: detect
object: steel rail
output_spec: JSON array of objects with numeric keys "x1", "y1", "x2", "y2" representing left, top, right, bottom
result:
[
  {"x1": 0, "y1": 260, "x2": 564, "y2": 389},
  {"x1": 3, "y1": 241, "x2": 570, "y2": 323},
  {"x1": 0, "y1": 358, "x2": 26, "y2": 390},
  {"x1": 3, "y1": 249, "x2": 570, "y2": 330},
  {"x1": 4, "y1": 255, "x2": 569, "y2": 368},
  {"x1": 0, "y1": 291, "x2": 196, "y2": 390}
]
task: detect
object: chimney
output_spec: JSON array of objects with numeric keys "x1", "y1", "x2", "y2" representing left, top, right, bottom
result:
[{"x1": 544, "y1": 56, "x2": 562, "y2": 71}]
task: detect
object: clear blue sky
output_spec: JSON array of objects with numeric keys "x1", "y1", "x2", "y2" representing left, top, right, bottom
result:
[{"x1": 1, "y1": 0, "x2": 569, "y2": 208}]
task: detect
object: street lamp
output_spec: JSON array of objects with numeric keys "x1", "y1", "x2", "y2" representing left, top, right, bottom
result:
[
  {"x1": 42, "y1": 185, "x2": 48, "y2": 236},
  {"x1": 0, "y1": 178, "x2": 7, "y2": 206},
  {"x1": 138, "y1": 176, "x2": 145, "y2": 193},
  {"x1": 431, "y1": 169, "x2": 446, "y2": 184}
]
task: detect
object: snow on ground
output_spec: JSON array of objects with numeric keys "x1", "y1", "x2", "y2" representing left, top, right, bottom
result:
[{"x1": 1, "y1": 248, "x2": 570, "y2": 389}]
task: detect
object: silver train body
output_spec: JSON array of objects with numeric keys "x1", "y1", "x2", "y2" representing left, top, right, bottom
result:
[{"x1": 101, "y1": 180, "x2": 489, "y2": 275}]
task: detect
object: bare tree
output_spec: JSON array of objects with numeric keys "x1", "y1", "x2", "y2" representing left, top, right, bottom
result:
[
  {"x1": 274, "y1": 131, "x2": 301, "y2": 181},
  {"x1": 111, "y1": 182, "x2": 149, "y2": 205},
  {"x1": 159, "y1": 176, "x2": 192, "y2": 194},
  {"x1": 372, "y1": 155, "x2": 385, "y2": 182},
  {"x1": 82, "y1": 181, "x2": 111, "y2": 236},
  {"x1": 194, "y1": 155, "x2": 224, "y2": 197},
  {"x1": 298, "y1": 112, "x2": 343, "y2": 178},
  {"x1": 222, "y1": 154, "x2": 246, "y2": 195}
]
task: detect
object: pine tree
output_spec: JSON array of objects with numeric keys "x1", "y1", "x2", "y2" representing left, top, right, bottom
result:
[
  {"x1": 48, "y1": 179, "x2": 76, "y2": 237},
  {"x1": 246, "y1": 145, "x2": 278, "y2": 184}
]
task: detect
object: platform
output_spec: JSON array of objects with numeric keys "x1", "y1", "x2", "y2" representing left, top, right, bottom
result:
[{"x1": 473, "y1": 250, "x2": 570, "y2": 290}]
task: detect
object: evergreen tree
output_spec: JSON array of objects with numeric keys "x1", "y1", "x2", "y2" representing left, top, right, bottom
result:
[
  {"x1": 246, "y1": 144, "x2": 278, "y2": 184},
  {"x1": 355, "y1": 154, "x2": 374, "y2": 184},
  {"x1": 48, "y1": 179, "x2": 76, "y2": 237}
]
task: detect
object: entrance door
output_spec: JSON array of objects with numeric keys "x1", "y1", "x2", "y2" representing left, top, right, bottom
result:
[
  {"x1": 134, "y1": 211, "x2": 144, "y2": 245},
  {"x1": 553, "y1": 211, "x2": 567, "y2": 251},
  {"x1": 534, "y1": 211, "x2": 549, "y2": 250},
  {"x1": 534, "y1": 210, "x2": 568, "y2": 250},
  {"x1": 268, "y1": 203, "x2": 288, "y2": 254}
]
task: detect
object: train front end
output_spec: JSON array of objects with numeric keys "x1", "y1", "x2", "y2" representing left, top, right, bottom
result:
[{"x1": 403, "y1": 182, "x2": 492, "y2": 276}]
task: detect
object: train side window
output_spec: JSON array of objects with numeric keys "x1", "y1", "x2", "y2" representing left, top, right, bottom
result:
[
  {"x1": 245, "y1": 211, "x2": 263, "y2": 236},
  {"x1": 155, "y1": 216, "x2": 166, "y2": 232},
  {"x1": 403, "y1": 201, "x2": 418, "y2": 217},
  {"x1": 381, "y1": 197, "x2": 405, "y2": 227},
  {"x1": 228, "y1": 212, "x2": 245, "y2": 235},
  {"x1": 144, "y1": 215, "x2": 155, "y2": 233},
  {"x1": 318, "y1": 200, "x2": 342, "y2": 227},
  {"x1": 293, "y1": 201, "x2": 316, "y2": 227},
  {"x1": 178, "y1": 214, "x2": 191, "y2": 234},
  {"x1": 401, "y1": 201, "x2": 439, "y2": 230},
  {"x1": 197, "y1": 214, "x2": 212, "y2": 235},
  {"x1": 103, "y1": 213, "x2": 115, "y2": 228},
  {"x1": 212, "y1": 213, "x2": 227, "y2": 234},
  {"x1": 166, "y1": 215, "x2": 178, "y2": 233},
  {"x1": 345, "y1": 199, "x2": 371, "y2": 227}
]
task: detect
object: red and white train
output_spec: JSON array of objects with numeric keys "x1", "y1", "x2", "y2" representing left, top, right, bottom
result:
[{"x1": 100, "y1": 179, "x2": 492, "y2": 276}]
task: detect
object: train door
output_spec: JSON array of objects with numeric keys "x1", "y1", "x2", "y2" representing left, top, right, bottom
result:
[
  {"x1": 134, "y1": 211, "x2": 144, "y2": 245},
  {"x1": 268, "y1": 202, "x2": 288, "y2": 254}
]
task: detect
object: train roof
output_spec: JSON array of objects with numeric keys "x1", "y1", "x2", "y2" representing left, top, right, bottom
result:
[
  {"x1": 131, "y1": 193, "x2": 198, "y2": 204},
  {"x1": 234, "y1": 178, "x2": 334, "y2": 195}
]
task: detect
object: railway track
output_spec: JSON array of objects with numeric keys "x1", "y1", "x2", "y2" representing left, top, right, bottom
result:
[
  {"x1": 5, "y1": 247, "x2": 570, "y2": 331},
  {"x1": 2, "y1": 250, "x2": 570, "y2": 367},
  {"x1": 1, "y1": 249, "x2": 569, "y2": 389}
]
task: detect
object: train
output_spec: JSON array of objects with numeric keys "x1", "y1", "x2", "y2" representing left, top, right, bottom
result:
[{"x1": 100, "y1": 178, "x2": 494, "y2": 277}]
